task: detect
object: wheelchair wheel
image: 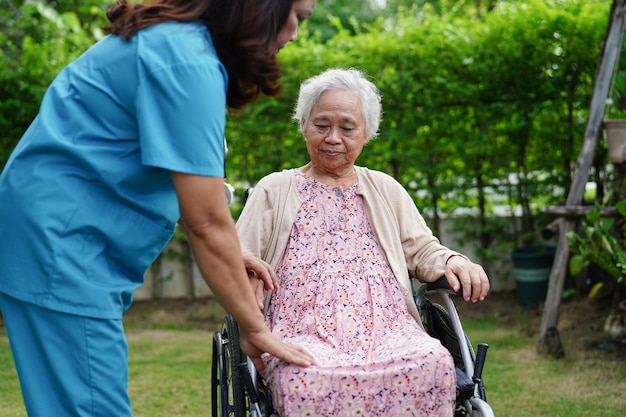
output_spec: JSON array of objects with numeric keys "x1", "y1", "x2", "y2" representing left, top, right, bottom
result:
[{"x1": 211, "y1": 315, "x2": 246, "y2": 417}]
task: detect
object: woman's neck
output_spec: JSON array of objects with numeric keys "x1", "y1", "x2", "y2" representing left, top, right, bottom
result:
[{"x1": 300, "y1": 163, "x2": 357, "y2": 187}]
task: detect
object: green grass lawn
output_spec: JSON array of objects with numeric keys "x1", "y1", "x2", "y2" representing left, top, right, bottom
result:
[
  {"x1": 1, "y1": 300, "x2": 626, "y2": 416},
  {"x1": 465, "y1": 317, "x2": 626, "y2": 417},
  {"x1": 0, "y1": 328, "x2": 213, "y2": 417}
]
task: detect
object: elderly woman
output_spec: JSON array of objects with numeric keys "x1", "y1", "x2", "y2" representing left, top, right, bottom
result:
[{"x1": 237, "y1": 68, "x2": 490, "y2": 417}]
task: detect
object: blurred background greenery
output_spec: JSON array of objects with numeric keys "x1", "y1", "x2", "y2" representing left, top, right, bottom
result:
[{"x1": 0, "y1": 0, "x2": 617, "y2": 281}]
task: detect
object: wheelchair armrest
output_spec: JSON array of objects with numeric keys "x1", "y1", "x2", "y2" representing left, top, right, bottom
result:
[{"x1": 424, "y1": 276, "x2": 462, "y2": 296}]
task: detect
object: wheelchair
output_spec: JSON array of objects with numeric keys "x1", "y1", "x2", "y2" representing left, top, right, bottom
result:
[{"x1": 211, "y1": 276, "x2": 495, "y2": 417}]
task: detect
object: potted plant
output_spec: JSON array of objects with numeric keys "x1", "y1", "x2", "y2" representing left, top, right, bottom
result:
[
  {"x1": 567, "y1": 196, "x2": 626, "y2": 338},
  {"x1": 604, "y1": 36, "x2": 626, "y2": 164},
  {"x1": 603, "y1": 98, "x2": 626, "y2": 164},
  {"x1": 510, "y1": 244, "x2": 556, "y2": 308},
  {"x1": 506, "y1": 173, "x2": 558, "y2": 308}
]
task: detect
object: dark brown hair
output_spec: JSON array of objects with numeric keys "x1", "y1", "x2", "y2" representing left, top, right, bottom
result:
[{"x1": 106, "y1": 0, "x2": 293, "y2": 109}]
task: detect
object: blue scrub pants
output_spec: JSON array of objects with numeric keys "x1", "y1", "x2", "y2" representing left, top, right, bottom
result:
[{"x1": 0, "y1": 292, "x2": 132, "y2": 417}]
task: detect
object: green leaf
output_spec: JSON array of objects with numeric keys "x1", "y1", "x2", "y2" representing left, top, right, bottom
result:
[
  {"x1": 588, "y1": 282, "x2": 605, "y2": 299},
  {"x1": 569, "y1": 254, "x2": 587, "y2": 276},
  {"x1": 616, "y1": 199, "x2": 626, "y2": 217}
]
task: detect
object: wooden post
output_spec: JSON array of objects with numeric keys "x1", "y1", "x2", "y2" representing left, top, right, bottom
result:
[{"x1": 537, "y1": 0, "x2": 626, "y2": 357}]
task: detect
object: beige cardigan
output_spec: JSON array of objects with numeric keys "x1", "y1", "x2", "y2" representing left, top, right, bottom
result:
[{"x1": 235, "y1": 167, "x2": 462, "y2": 327}]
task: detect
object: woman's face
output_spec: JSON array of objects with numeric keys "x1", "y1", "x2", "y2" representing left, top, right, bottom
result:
[
  {"x1": 275, "y1": 0, "x2": 316, "y2": 53},
  {"x1": 303, "y1": 88, "x2": 368, "y2": 176}
]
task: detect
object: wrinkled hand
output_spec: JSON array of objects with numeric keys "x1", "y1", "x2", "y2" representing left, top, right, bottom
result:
[
  {"x1": 242, "y1": 253, "x2": 278, "y2": 310},
  {"x1": 239, "y1": 325, "x2": 316, "y2": 372},
  {"x1": 444, "y1": 255, "x2": 490, "y2": 303}
]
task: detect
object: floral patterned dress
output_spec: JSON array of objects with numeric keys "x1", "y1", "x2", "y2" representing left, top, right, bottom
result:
[{"x1": 262, "y1": 171, "x2": 455, "y2": 417}]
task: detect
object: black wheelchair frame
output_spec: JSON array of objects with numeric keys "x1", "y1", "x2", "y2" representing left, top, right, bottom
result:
[{"x1": 211, "y1": 277, "x2": 495, "y2": 417}]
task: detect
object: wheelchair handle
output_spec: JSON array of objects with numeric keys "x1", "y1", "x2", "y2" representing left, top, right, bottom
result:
[{"x1": 472, "y1": 343, "x2": 489, "y2": 384}]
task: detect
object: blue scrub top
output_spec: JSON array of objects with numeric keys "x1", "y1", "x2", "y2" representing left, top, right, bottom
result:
[{"x1": 0, "y1": 21, "x2": 228, "y2": 318}]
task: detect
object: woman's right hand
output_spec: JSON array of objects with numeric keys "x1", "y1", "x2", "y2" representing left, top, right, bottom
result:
[{"x1": 239, "y1": 326, "x2": 316, "y2": 372}]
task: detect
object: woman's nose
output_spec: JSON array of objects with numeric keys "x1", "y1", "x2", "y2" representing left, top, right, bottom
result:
[
  {"x1": 325, "y1": 127, "x2": 341, "y2": 143},
  {"x1": 289, "y1": 26, "x2": 299, "y2": 42}
]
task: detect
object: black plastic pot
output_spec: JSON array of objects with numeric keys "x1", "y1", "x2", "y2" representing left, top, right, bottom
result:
[{"x1": 510, "y1": 245, "x2": 556, "y2": 308}]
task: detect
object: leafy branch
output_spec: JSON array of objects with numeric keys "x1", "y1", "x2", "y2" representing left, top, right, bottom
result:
[{"x1": 567, "y1": 199, "x2": 626, "y2": 285}]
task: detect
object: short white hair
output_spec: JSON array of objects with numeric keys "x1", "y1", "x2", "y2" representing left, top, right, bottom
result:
[{"x1": 292, "y1": 68, "x2": 382, "y2": 141}]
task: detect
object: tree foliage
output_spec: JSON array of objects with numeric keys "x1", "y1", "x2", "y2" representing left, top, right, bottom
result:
[
  {"x1": 225, "y1": 0, "x2": 611, "y2": 266},
  {"x1": 0, "y1": 0, "x2": 614, "y2": 270},
  {"x1": 0, "y1": 0, "x2": 106, "y2": 166}
]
